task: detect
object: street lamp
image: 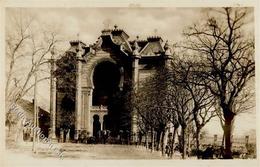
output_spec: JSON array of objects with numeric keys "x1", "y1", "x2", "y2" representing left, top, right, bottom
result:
[
  {"x1": 32, "y1": 71, "x2": 38, "y2": 154},
  {"x1": 49, "y1": 46, "x2": 57, "y2": 142}
]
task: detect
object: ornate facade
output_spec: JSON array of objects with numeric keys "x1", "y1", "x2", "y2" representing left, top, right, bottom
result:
[{"x1": 51, "y1": 26, "x2": 173, "y2": 141}]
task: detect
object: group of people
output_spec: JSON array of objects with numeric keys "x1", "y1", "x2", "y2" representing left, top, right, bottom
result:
[
  {"x1": 78, "y1": 129, "x2": 111, "y2": 144},
  {"x1": 164, "y1": 143, "x2": 224, "y2": 159},
  {"x1": 96, "y1": 129, "x2": 110, "y2": 144}
]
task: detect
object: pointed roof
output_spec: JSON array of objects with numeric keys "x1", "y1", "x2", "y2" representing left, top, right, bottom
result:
[
  {"x1": 67, "y1": 26, "x2": 169, "y2": 60},
  {"x1": 68, "y1": 40, "x2": 86, "y2": 54},
  {"x1": 17, "y1": 99, "x2": 50, "y2": 120}
]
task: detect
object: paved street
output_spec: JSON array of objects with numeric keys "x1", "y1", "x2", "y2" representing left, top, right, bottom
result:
[
  {"x1": 4, "y1": 143, "x2": 258, "y2": 167},
  {"x1": 5, "y1": 142, "x2": 175, "y2": 166},
  {"x1": 58, "y1": 143, "x2": 167, "y2": 159}
]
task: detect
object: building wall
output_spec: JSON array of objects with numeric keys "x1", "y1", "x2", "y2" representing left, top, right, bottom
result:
[{"x1": 56, "y1": 37, "x2": 166, "y2": 140}]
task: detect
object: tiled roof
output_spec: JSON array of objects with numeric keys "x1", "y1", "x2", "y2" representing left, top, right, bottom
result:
[
  {"x1": 68, "y1": 27, "x2": 169, "y2": 59},
  {"x1": 17, "y1": 99, "x2": 50, "y2": 119}
]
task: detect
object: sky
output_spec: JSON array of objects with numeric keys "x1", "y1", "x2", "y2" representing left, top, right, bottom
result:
[
  {"x1": 5, "y1": 7, "x2": 256, "y2": 138},
  {"x1": 6, "y1": 8, "x2": 210, "y2": 47}
]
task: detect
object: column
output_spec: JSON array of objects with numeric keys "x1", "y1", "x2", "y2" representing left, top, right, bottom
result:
[
  {"x1": 132, "y1": 56, "x2": 140, "y2": 87},
  {"x1": 119, "y1": 67, "x2": 124, "y2": 91},
  {"x1": 83, "y1": 88, "x2": 92, "y2": 136},
  {"x1": 214, "y1": 134, "x2": 218, "y2": 145},
  {"x1": 131, "y1": 55, "x2": 140, "y2": 142},
  {"x1": 100, "y1": 115, "x2": 104, "y2": 131},
  {"x1": 49, "y1": 54, "x2": 57, "y2": 141},
  {"x1": 87, "y1": 88, "x2": 93, "y2": 136},
  {"x1": 75, "y1": 50, "x2": 83, "y2": 141},
  {"x1": 90, "y1": 115, "x2": 94, "y2": 137},
  {"x1": 245, "y1": 135, "x2": 249, "y2": 151}
]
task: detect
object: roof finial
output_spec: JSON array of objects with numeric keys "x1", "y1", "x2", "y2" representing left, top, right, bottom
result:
[
  {"x1": 114, "y1": 24, "x2": 118, "y2": 30},
  {"x1": 133, "y1": 37, "x2": 140, "y2": 56},
  {"x1": 164, "y1": 40, "x2": 173, "y2": 56}
]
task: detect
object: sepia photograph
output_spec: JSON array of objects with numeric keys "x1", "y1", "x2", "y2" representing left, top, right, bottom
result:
[{"x1": 2, "y1": 2, "x2": 258, "y2": 166}]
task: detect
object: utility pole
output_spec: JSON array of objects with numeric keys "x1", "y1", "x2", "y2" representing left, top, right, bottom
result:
[{"x1": 32, "y1": 72, "x2": 38, "y2": 154}]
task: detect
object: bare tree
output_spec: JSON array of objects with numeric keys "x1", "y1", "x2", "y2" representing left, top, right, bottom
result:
[
  {"x1": 5, "y1": 11, "x2": 61, "y2": 139},
  {"x1": 132, "y1": 67, "x2": 172, "y2": 154},
  {"x1": 132, "y1": 81, "x2": 157, "y2": 151},
  {"x1": 171, "y1": 58, "x2": 217, "y2": 157},
  {"x1": 169, "y1": 82, "x2": 193, "y2": 159},
  {"x1": 183, "y1": 7, "x2": 255, "y2": 158}
]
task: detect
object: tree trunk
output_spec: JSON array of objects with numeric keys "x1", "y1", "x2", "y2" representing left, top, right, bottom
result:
[
  {"x1": 138, "y1": 133, "x2": 143, "y2": 146},
  {"x1": 221, "y1": 103, "x2": 235, "y2": 159},
  {"x1": 195, "y1": 128, "x2": 201, "y2": 159},
  {"x1": 222, "y1": 132, "x2": 225, "y2": 148},
  {"x1": 170, "y1": 126, "x2": 178, "y2": 158},
  {"x1": 145, "y1": 133, "x2": 148, "y2": 149},
  {"x1": 151, "y1": 128, "x2": 154, "y2": 152},
  {"x1": 161, "y1": 130, "x2": 166, "y2": 156},
  {"x1": 181, "y1": 126, "x2": 187, "y2": 159},
  {"x1": 187, "y1": 129, "x2": 191, "y2": 157},
  {"x1": 157, "y1": 131, "x2": 163, "y2": 151},
  {"x1": 223, "y1": 117, "x2": 234, "y2": 159}
]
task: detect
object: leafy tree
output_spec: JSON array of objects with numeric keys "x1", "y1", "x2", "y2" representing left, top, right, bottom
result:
[
  {"x1": 54, "y1": 51, "x2": 76, "y2": 132},
  {"x1": 54, "y1": 51, "x2": 76, "y2": 99}
]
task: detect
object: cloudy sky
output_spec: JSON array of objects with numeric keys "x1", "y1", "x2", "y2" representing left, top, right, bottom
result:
[
  {"x1": 5, "y1": 7, "x2": 255, "y2": 138},
  {"x1": 6, "y1": 7, "x2": 254, "y2": 48},
  {"x1": 6, "y1": 8, "x2": 218, "y2": 47}
]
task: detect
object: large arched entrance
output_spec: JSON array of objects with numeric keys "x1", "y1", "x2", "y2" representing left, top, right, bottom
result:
[
  {"x1": 92, "y1": 61, "x2": 120, "y2": 106},
  {"x1": 92, "y1": 61, "x2": 122, "y2": 137}
]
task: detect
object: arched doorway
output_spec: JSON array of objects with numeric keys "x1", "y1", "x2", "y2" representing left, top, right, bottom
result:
[
  {"x1": 92, "y1": 61, "x2": 122, "y2": 137},
  {"x1": 92, "y1": 61, "x2": 121, "y2": 106},
  {"x1": 103, "y1": 114, "x2": 108, "y2": 130},
  {"x1": 93, "y1": 114, "x2": 101, "y2": 138}
]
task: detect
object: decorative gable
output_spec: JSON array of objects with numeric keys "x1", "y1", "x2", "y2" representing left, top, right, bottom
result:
[{"x1": 140, "y1": 41, "x2": 164, "y2": 57}]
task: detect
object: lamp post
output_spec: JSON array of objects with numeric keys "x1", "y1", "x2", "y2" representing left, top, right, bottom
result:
[
  {"x1": 32, "y1": 72, "x2": 38, "y2": 153},
  {"x1": 49, "y1": 46, "x2": 57, "y2": 141}
]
